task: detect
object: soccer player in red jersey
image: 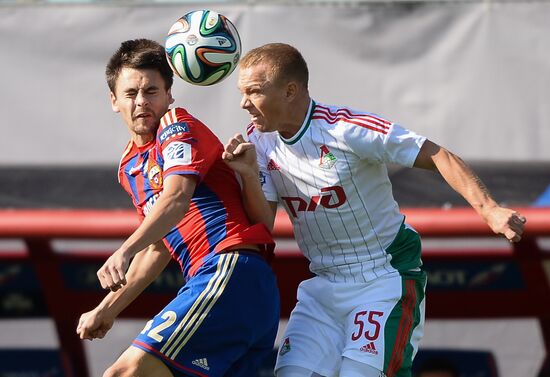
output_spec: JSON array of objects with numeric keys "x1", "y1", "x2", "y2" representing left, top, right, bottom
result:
[{"x1": 76, "y1": 39, "x2": 279, "y2": 377}]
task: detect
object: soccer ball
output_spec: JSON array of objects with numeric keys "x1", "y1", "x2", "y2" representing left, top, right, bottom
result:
[{"x1": 165, "y1": 10, "x2": 242, "y2": 86}]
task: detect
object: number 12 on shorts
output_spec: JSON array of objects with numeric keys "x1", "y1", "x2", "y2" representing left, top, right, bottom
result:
[
  {"x1": 351, "y1": 310, "x2": 383, "y2": 341},
  {"x1": 141, "y1": 310, "x2": 177, "y2": 342}
]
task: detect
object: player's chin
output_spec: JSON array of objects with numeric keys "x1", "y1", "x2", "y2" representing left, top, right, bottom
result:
[
  {"x1": 134, "y1": 120, "x2": 159, "y2": 135},
  {"x1": 252, "y1": 121, "x2": 270, "y2": 133}
]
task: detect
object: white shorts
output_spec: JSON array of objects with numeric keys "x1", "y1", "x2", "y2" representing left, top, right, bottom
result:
[{"x1": 275, "y1": 270, "x2": 427, "y2": 377}]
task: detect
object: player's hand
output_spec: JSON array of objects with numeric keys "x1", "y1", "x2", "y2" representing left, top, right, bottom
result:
[
  {"x1": 484, "y1": 207, "x2": 526, "y2": 242},
  {"x1": 222, "y1": 133, "x2": 259, "y2": 178},
  {"x1": 76, "y1": 308, "x2": 114, "y2": 340},
  {"x1": 97, "y1": 248, "x2": 131, "y2": 291}
]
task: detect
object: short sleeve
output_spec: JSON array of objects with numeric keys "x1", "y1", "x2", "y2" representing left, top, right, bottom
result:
[
  {"x1": 157, "y1": 108, "x2": 221, "y2": 180},
  {"x1": 345, "y1": 118, "x2": 426, "y2": 167}
]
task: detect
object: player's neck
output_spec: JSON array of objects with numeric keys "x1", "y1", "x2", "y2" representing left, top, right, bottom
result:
[
  {"x1": 278, "y1": 95, "x2": 311, "y2": 139},
  {"x1": 132, "y1": 133, "x2": 155, "y2": 147}
]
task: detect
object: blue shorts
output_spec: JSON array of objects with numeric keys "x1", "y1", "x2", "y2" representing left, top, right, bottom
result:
[{"x1": 132, "y1": 251, "x2": 280, "y2": 377}]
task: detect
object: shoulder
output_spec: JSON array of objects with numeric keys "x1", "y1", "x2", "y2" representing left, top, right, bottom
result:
[
  {"x1": 117, "y1": 140, "x2": 135, "y2": 183},
  {"x1": 312, "y1": 102, "x2": 392, "y2": 137},
  {"x1": 157, "y1": 107, "x2": 218, "y2": 143},
  {"x1": 158, "y1": 107, "x2": 198, "y2": 131},
  {"x1": 119, "y1": 140, "x2": 134, "y2": 160},
  {"x1": 118, "y1": 140, "x2": 137, "y2": 169}
]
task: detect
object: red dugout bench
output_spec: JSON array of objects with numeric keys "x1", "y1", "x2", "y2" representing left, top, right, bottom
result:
[{"x1": 0, "y1": 208, "x2": 549, "y2": 377}]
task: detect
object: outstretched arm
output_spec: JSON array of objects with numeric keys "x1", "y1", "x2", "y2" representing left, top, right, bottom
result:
[
  {"x1": 96, "y1": 174, "x2": 196, "y2": 291},
  {"x1": 77, "y1": 241, "x2": 172, "y2": 340},
  {"x1": 223, "y1": 134, "x2": 278, "y2": 230},
  {"x1": 414, "y1": 139, "x2": 526, "y2": 242}
]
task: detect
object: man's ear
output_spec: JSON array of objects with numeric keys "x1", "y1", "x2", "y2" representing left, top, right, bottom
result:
[
  {"x1": 110, "y1": 92, "x2": 120, "y2": 113},
  {"x1": 168, "y1": 89, "x2": 175, "y2": 104},
  {"x1": 285, "y1": 81, "x2": 298, "y2": 102}
]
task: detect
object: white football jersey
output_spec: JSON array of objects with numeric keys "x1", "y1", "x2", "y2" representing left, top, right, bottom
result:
[{"x1": 248, "y1": 100, "x2": 427, "y2": 283}]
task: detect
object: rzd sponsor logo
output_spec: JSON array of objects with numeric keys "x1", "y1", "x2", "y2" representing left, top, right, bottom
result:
[{"x1": 281, "y1": 186, "x2": 346, "y2": 217}]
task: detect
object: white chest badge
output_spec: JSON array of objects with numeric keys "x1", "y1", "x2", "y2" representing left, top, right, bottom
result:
[{"x1": 319, "y1": 145, "x2": 337, "y2": 169}]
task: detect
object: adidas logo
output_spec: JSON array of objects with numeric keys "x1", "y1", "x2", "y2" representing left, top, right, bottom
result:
[
  {"x1": 192, "y1": 358, "x2": 210, "y2": 371},
  {"x1": 360, "y1": 341, "x2": 378, "y2": 355},
  {"x1": 267, "y1": 159, "x2": 281, "y2": 171}
]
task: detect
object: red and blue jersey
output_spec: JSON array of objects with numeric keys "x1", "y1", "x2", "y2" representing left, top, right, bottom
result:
[{"x1": 118, "y1": 107, "x2": 274, "y2": 279}]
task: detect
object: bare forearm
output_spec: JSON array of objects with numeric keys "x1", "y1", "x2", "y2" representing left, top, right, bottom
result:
[
  {"x1": 96, "y1": 175, "x2": 194, "y2": 292},
  {"x1": 240, "y1": 171, "x2": 276, "y2": 230},
  {"x1": 414, "y1": 140, "x2": 497, "y2": 218},
  {"x1": 97, "y1": 245, "x2": 171, "y2": 317},
  {"x1": 433, "y1": 150, "x2": 498, "y2": 217},
  {"x1": 414, "y1": 140, "x2": 526, "y2": 241},
  {"x1": 222, "y1": 135, "x2": 277, "y2": 229},
  {"x1": 120, "y1": 194, "x2": 188, "y2": 258}
]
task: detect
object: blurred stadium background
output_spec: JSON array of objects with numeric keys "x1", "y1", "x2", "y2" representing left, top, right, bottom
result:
[{"x1": 1, "y1": 0, "x2": 549, "y2": 376}]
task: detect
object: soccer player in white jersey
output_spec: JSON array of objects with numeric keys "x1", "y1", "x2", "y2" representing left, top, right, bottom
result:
[{"x1": 222, "y1": 43, "x2": 526, "y2": 377}]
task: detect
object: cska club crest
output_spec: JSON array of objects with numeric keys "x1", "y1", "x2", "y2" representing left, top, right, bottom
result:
[
  {"x1": 319, "y1": 145, "x2": 337, "y2": 169},
  {"x1": 148, "y1": 163, "x2": 163, "y2": 189}
]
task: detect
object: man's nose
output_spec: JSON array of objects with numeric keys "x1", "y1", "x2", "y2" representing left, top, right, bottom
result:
[
  {"x1": 240, "y1": 95, "x2": 250, "y2": 109},
  {"x1": 136, "y1": 92, "x2": 149, "y2": 106}
]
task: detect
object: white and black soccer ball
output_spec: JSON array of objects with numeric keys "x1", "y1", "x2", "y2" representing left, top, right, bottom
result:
[{"x1": 165, "y1": 10, "x2": 242, "y2": 86}]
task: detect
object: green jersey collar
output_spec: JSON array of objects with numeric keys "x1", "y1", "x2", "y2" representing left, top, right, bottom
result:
[{"x1": 280, "y1": 99, "x2": 316, "y2": 145}]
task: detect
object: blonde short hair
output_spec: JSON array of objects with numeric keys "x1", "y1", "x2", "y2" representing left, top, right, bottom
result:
[{"x1": 240, "y1": 43, "x2": 309, "y2": 88}]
